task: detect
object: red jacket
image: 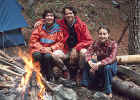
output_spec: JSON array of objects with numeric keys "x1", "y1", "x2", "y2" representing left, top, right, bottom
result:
[
  {"x1": 29, "y1": 23, "x2": 65, "y2": 54},
  {"x1": 57, "y1": 16, "x2": 93, "y2": 53},
  {"x1": 35, "y1": 16, "x2": 93, "y2": 53}
]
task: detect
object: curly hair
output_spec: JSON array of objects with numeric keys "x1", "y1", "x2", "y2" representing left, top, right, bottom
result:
[{"x1": 42, "y1": 8, "x2": 56, "y2": 19}]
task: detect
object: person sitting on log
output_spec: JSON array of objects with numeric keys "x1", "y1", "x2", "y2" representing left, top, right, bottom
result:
[
  {"x1": 81, "y1": 25, "x2": 118, "y2": 98},
  {"x1": 29, "y1": 8, "x2": 68, "y2": 81}
]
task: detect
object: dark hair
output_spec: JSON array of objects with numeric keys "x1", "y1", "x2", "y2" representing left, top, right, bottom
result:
[
  {"x1": 97, "y1": 25, "x2": 110, "y2": 34},
  {"x1": 62, "y1": 6, "x2": 77, "y2": 16},
  {"x1": 42, "y1": 8, "x2": 56, "y2": 19}
]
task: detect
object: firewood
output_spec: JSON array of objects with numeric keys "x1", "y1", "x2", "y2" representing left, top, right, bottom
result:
[
  {"x1": 0, "y1": 56, "x2": 24, "y2": 70},
  {"x1": 112, "y1": 77, "x2": 140, "y2": 100},
  {"x1": 117, "y1": 65, "x2": 140, "y2": 86},
  {"x1": 0, "y1": 58, "x2": 25, "y2": 74},
  {"x1": 0, "y1": 64, "x2": 22, "y2": 76},
  {"x1": 0, "y1": 81, "x2": 15, "y2": 88}
]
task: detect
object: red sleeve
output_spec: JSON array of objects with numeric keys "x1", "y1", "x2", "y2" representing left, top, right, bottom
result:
[
  {"x1": 75, "y1": 23, "x2": 93, "y2": 51},
  {"x1": 85, "y1": 41, "x2": 95, "y2": 61},
  {"x1": 29, "y1": 27, "x2": 43, "y2": 51},
  {"x1": 101, "y1": 42, "x2": 118, "y2": 66}
]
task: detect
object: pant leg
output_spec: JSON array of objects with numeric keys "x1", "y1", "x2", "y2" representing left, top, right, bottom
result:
[
  {"x1": 80, "y1": 59, "x2": 96, "y2": 87},
  {"x1": 42, "y1": 53, "x2": 53, "y2": 81},
  {"x1": 104, "y1": 62, "x2": 117, "y2": 94},
  {"x1": 32, "y1": 52, "x2": 42, "y2": 62},
  {"x1": 80, "y1": 62, "x2": 90, "y2": 87}
]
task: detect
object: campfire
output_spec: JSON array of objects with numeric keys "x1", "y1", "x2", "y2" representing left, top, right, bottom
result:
[{"x1": 17, "y1": 51, "x2": 47, "y2": 100}]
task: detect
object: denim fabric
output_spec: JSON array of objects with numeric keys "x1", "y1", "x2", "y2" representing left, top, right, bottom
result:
[
  {"x1": 104, "y1": 62, "x2": 117, "y2": 94},
  {"x1": 81, "y1": 61, "x2": 117, "y2": 94}
]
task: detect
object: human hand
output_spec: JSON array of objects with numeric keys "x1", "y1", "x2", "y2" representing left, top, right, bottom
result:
[
  {"x1": 88, "y1": 61, "x2": 101, "y2": 73},
  {"x1": 40, "y1": 47, "x2": 52, "y2": 53},
  {"x1": 34, "y1": 21, "x2": 42, "y2": 28}
]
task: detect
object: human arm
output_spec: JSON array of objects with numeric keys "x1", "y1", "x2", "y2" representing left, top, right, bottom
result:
[
  {"x1": 29, "y1": 28, "x2": 52, "y2": 53},
  {"x1": 50, "y1": 31, "x2": 64, "y2": 51},
  {"x1": 34, "y1": 19, "x2": 45, "y2": 28}
]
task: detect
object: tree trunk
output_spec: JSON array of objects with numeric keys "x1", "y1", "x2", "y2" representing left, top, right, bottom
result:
[{"x1": 128, "y1": 0, "x2": 140, "y2": 54}]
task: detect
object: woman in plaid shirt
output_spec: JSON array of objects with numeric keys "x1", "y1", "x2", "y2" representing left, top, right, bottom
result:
[{"x1": 81, "y1": 25, "x2": 118, "y2": 98}]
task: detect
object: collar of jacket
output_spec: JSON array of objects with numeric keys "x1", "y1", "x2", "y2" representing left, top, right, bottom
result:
[
  {"x1": 59, "y1": 16, "x2": 83, "y2": 29},
  {"x1": 42, "y1": 22, "x2": 60, "y2": 34}
]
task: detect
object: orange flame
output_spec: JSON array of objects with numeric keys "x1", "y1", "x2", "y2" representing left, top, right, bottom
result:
[{"x1": 18, "y1": 50, "x2": 46, "y2": 100}]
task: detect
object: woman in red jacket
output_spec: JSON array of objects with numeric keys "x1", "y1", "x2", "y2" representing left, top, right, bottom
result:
[{"x1": 29, "y1": 9, "x2": 67, "y2": 81}]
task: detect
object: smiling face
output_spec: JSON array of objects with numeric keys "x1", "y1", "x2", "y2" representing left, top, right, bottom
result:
[
  {"x1": 45, "y1": 13, "x2": 55, "y2": 26},
  {"x1": 64, "y1": 8, "x2": 75, "y2": 24},
  {"x1": 98, "y1": 28, "x2": 110, "y2": 42}
]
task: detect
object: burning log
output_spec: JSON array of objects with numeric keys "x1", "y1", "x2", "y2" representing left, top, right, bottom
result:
[
  {"x1": 29, "y1": 71, "x2": 41, "y2": 100},
  {"x1": 117, "y1": 65, "x2": 140, "y2": 86},
  {"x1": 117, "y1": 55, "x2": 140, "y2": 64},
  {"x1": 112, "y1": 77, "x2": 140, "y2": 100}
]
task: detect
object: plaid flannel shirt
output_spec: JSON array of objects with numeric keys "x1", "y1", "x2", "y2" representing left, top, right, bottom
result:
[{"x1": 85, "y1": 40, "x2": 118, "y2": 66}]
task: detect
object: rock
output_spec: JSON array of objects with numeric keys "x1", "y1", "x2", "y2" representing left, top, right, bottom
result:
[{"x1": 93, "y1": 92, "x2": 110, "y2": 100}]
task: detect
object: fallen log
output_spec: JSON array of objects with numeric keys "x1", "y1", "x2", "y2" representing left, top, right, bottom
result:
[
  {"x1": 112, "y1": 77, "x2": 140, "y2": 100},
  {"x1": 117, "y1": 65, "x2": 140, "y2": 86},
  {"x1": 117, "y1": 55, "x2": 140, "y2": 64}
]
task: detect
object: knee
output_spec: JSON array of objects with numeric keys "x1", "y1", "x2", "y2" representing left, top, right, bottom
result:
[
  {"x1": 52, "y1": 50, "x2": 66, "y2": 59},
  {"x1": 32, "y1": 52, "x2": 41, "y2": 61},
  {"x1": 80, "y1": 49, "x2": 87, "y2": 56}
]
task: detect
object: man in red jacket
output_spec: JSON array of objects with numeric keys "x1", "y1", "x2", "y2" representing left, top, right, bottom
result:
[
  {"x1": 59, "y1": 6, "x2": 93, "y2": 82},
  {"x1": 34, "y1": 6, "x2": 93, "y2": 82}
]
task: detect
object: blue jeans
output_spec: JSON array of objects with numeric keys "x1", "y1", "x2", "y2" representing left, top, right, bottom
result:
[{"x1": 81, "y1": 61, "x2": 117, "y2": 94}]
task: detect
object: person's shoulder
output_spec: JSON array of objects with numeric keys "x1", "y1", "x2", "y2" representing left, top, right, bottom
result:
[
  {"x1": 75, "y1": 16, "x2": 85, "y2": 25},
  {"x1": 109, "y1": 40, "x2": 118, "y2": 47},
  {"x1": 75, "y1": 16, "x2": 88, "y2": 29}
]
